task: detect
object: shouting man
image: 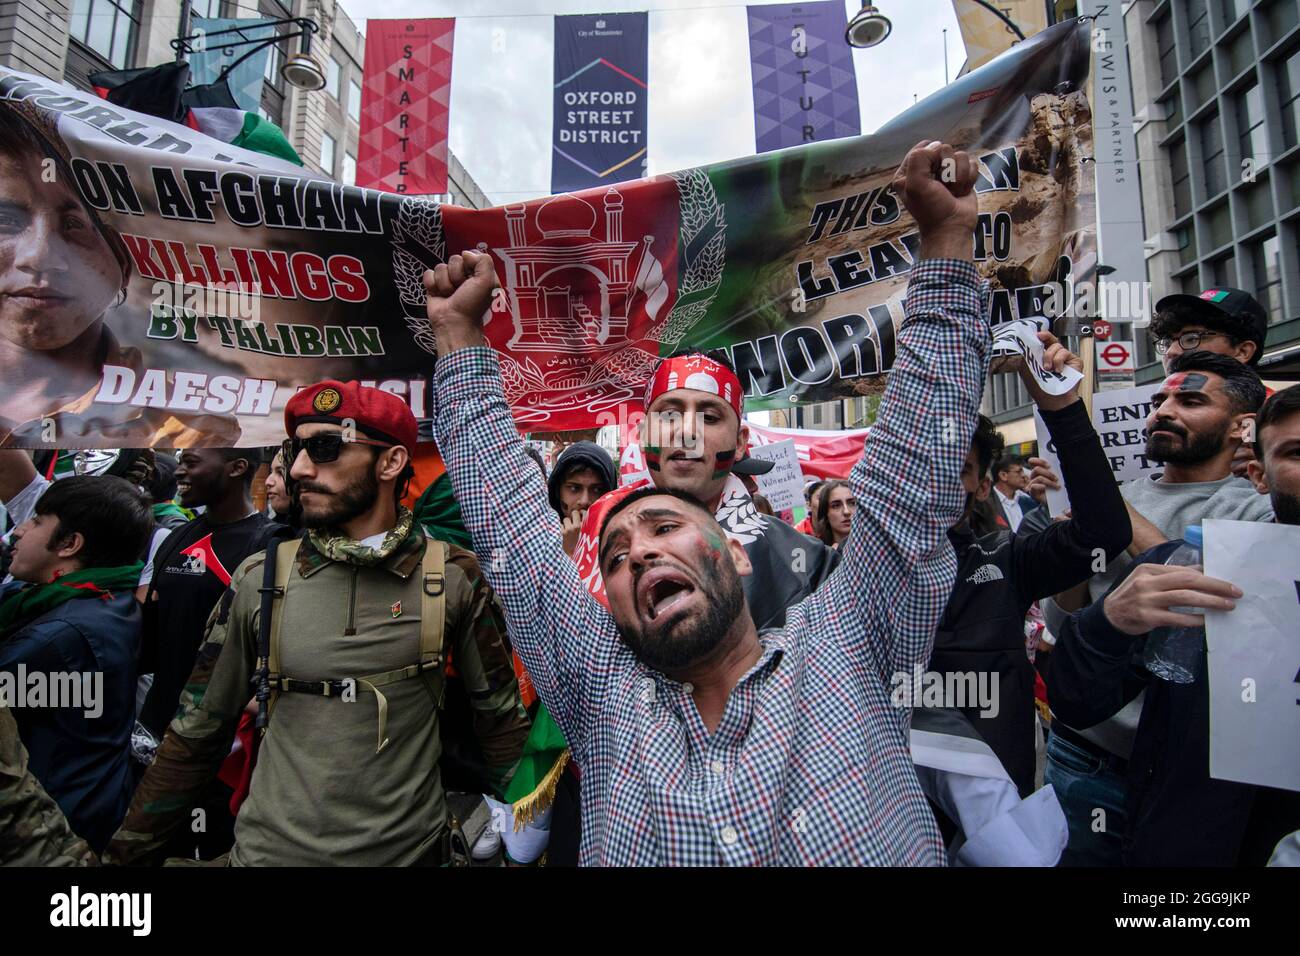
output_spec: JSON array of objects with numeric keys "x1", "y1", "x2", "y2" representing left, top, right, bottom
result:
[{"x1": 422, "y1": 140, "x2": 991, "y2": 865}]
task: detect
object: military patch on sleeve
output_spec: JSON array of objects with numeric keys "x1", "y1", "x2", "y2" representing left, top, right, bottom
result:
[{"x1": 391, "y1": 600, "x2": 402, "y2": 619}]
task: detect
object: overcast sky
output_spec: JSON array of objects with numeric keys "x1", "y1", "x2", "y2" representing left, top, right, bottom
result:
[{"x1": 337, "y1": 0, "x2": 966, "y2": 205}]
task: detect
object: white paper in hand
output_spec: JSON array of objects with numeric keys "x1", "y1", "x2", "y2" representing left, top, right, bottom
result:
[
  {"x1": 992, "y1": 318, "x2": 1083, "y2": 397},
  {"x1": 1031, "y1": 408, "x2": 1072, "y2": 517},
  {"x1": 1203, "y1": 519, "x2": 1300, "y2": 792}
]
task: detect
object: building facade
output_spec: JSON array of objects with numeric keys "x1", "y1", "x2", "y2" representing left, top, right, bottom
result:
[
  {"x1": 1126, "y1": 0, "x2": 1299, "y2": 382},
  {"x1": 973, "y1": 0, "x2": 1298, "y2": 448},
  {"x1": 0, "y1": 0, "x2": 490, "y2": 207}
]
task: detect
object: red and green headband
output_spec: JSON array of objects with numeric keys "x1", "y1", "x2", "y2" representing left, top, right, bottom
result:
[{"x1": 644, "y1": 354, "x2": 744, "y2": 421}]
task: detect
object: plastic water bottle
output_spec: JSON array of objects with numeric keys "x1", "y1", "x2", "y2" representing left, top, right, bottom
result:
[{"x1": 1141, "y1": 526, "x2": 1204, "y2": 684}]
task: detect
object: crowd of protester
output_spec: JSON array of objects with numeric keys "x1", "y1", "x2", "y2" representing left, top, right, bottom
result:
[{"x1": 2, "y1": 141, "x2": 1298, "y2": 867}]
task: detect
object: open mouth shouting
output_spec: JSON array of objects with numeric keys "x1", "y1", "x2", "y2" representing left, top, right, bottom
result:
[{"x1": 636, "y1": 563, "x2": 698, "y2": 626}]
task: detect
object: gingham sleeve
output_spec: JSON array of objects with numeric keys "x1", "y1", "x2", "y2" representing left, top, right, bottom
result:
[
  {"x1": 815, "y1": 258, "x2": 991, "y2": 685},
  {"x1": 432, "y1": 346, "x2": 619, "y2": 751}
]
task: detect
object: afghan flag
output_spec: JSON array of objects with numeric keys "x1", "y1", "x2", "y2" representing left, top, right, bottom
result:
[
  {"x1": 184, "y1": 105, "x2": 301, "y2": 166},
  {"x1": 89, "y1": 66, "x2": 300, "y2": 166}
]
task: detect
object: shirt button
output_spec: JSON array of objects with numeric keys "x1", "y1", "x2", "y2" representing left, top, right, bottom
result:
[
  {"x1": 710, "y1": 760, "x2": 724, "y2": 774},
  {"x1": 720, "y1": 826, "x2": 738, "y2": 846},
  {"x1": 682, "y1": 682, "x2": 694, "y2": 693}
]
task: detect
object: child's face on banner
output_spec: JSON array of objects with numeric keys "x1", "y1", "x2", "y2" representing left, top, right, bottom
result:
[{"x1": 0, "y1": 148, "x2": 122, "y2": 352}]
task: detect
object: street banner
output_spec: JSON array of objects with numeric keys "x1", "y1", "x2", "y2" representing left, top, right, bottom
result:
[
  {"x1": 188, "y1": 18, "x2": 279, "y2": 114},
  {"x1": 747, "y1": 422, "x2": 869, "y2": 479},
  {"x1": 748, "y1": 438, "x2": 805, "y2": 510},
  {"x1": 551, "y1": 12, "x2": 649, "y2": 193},
  {"x1": 1203, "y1": 520, "x2": 1300, "y2": 792},
  {"x1": 0, "y1": 18, "x2": 1095, "y2": 449},
  {"x1": 356, "y1": 18, "x2": 454, "y2": 195},
  {"x1": 953, "y1": 0, "x2": 1049, "y2": 73},
  {"x1": 746, "y1": 1, "x2": 861, "y2": 153}
]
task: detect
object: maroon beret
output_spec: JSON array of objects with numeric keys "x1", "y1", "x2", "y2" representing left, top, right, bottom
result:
[{"x1": 284, "y1": 380, "x2": 418, "y2": 451}]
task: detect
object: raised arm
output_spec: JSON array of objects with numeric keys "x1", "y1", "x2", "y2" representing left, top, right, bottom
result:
[
  {"x1": 424, "y1": 254, "x2": 620, "y2": 753},
  {"x1": 0, "y1": 450, "x2": 37, "y2": 508},
  {"x1": 817, "y1": 141, "x2": 991, "y2": 682},
  {"x1": 1008, "y1": 334, "x2": 1132, "y2": 601}
]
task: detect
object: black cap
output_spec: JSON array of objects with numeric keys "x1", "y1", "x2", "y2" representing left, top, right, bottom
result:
[
  {"x1": 731, "y1": 454, "x2": 775, "y2": 476},
  {"x1": 1154, "y1": 287, "x2": 1268, "y2": 353}
]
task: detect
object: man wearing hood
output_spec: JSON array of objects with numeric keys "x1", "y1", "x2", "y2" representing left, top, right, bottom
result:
[{"x1": 547, "y1": 442, "x2": 616, "y2": 555}]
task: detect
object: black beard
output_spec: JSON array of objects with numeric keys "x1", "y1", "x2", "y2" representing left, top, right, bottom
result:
[
  {"x1": 619, "y1": 555, "x2": 745, "y2": 672},
  {"x1": 1145, "y1": 421, "x2": 1229, "y2": 465},
  {"x1": 1271, "y1": 489, "x2": 1300, "y2": 526},
  {"x1": 297, "y1": 467, "x2": 379, "y2": 530}
]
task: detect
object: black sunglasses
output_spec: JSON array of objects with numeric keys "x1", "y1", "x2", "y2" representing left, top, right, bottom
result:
[{"x1": 283, "y1": 433, "x2": 392, "y2": 465}]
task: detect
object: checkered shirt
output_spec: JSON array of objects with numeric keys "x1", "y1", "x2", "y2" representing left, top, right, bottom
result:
[{"x1": 433, "y1": 258, "x2": 991, "y2": 865}]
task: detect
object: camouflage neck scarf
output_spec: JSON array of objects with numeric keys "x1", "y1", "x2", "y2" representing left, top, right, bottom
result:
[{"x1": 308, "y1": 507, "x2": 419, "y2": 566}]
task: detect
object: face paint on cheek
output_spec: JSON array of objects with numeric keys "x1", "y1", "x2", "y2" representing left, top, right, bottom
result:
[
  {"x1": 643, "y1": 445, "x2": 662, "y2": 472},
  {"x1": 702, "y1": 527, "x2": 727, "y2": 563},
  {"x1": 712, "y1": 448, "x2": 735, "y2": 480}
]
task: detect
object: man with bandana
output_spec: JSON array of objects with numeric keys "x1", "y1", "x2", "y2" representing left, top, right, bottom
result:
[
  {"x1": 423, "y1": 140, "x2": 990, "y2": 864},
  {"x1": 1041, "y1": 350, "x2": 1273, "y2": 865},
  {"x1": 106, "y1": 382, "x2": 530, "y2": 866},
  {"x1": 1047, "y1": 385, "x2": 1300, "y2": 866},
  {"x1": 597, "y1": 348, "x2": 838, "y2": 629}
]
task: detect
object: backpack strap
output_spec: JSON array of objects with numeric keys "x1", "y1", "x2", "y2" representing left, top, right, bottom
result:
[
  {"x1": 265, "y1": 537, "x2": 301, "y2": 724},
  {"x1": 418, "y1": 538, "x2": 447, "y2": 687},
  {"x1": 267, "y1": 537, "x2": 448, "y2": 755},
  {"x1": 349, "y1": 538, "x2": 447, "y2": 753}
]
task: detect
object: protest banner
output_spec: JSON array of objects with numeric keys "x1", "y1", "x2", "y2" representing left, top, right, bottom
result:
[
  {"x1": 748, "y1": 438, "x2": 804, "y2": 510},
  {"x1": 1203, "y1": 519, "x2": 1300, "y2": 792},
  {"x1": 748, "y1": 422, "x2": 869, "y2": 479},
  {"x1": 0, "y1": 18, "x2": 1094, "y2": 449}
]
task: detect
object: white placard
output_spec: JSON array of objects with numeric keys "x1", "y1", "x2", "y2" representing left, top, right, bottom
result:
[
  {"x1": 748, "y1": 439, "x2": 804, "y2": 511},
  {"x1": 1031, "y1": 407, "x2": 1072, "y2": 516},
  {"x1": 1203, "y1": 519, "x2": 1300, "y2": 792},
  {"x1": 992, "y1": 319, "x2": 1084, "y2": 396},
  {"x1": 1089, "y1": 383, "x2": 1160, "y2": 484}
]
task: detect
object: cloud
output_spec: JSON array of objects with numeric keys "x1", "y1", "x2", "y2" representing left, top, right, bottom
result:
[{"x1": 338, "y1": 0, "x2": 967, "y2": 203}]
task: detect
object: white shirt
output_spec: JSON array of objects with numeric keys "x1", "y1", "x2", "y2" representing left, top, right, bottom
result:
[{"x1": 993, "y1": 486, "x2": 1031, "y2": 532}]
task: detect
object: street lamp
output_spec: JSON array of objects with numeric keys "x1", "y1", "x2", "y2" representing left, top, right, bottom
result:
[
  {"x1": 845, "y1": 3, "x2": 893, "y2": 49},
  {"x1": 172, "y1": 17, "x2": 326, "y2": 92},
  {"x1": 969, "y1": 0, "x2": 1028, "y2": 41}
]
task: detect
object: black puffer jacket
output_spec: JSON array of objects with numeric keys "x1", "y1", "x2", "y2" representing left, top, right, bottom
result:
[{"x1": 547, "y1": 441, "x2": 617, "y2": 517}]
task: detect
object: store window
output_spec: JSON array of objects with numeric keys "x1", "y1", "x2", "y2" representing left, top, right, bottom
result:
[{"x1": 70, "y1": 0, "x2": 141, "y2": 70}]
